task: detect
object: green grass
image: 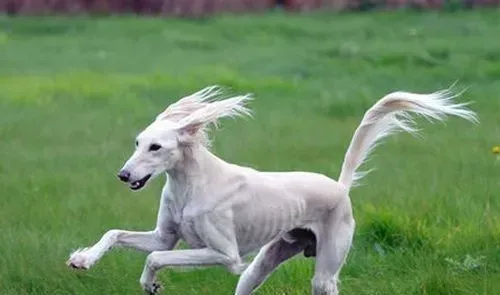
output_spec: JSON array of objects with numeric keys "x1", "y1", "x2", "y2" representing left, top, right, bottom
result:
[{"x1": 1, "y1": 9, "x2": 499, "y2": 295}]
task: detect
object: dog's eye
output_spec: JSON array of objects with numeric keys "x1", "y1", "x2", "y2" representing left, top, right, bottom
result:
[
  {"x1": 149, "y1": 144, "x2": 162, "y2": 152},
  {"x1": 135, "y1": 140, "x2": 139, "y2": 147}
]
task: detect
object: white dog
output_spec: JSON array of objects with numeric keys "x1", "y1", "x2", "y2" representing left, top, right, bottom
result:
[{"x1": 67, "y1": 86, "x2": 477, "y2": 295}]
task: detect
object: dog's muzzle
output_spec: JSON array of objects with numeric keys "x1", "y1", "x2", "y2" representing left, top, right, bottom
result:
[
  {"x1": 117, "y1": 170, "x2": 130, "y2": 182},
  {"x1": 117, "y1": 170, "x2": 152, "y2": 191}
]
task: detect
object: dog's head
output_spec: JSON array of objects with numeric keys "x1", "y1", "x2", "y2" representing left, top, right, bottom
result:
[
  {"x1": 117, "y1": 120, "x2": 184, "y2": 191},
  {"x1": 117, "y1": 86, "x2": 252, "y2": 191}
]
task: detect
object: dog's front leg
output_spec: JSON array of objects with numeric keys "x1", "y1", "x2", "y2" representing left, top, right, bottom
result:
[
  {"x1": 67, "y1": 229, "x2": 179, "y2": 270},
  {"x1": 140, "y1": 248, "x2": 246, "y2": 294}
]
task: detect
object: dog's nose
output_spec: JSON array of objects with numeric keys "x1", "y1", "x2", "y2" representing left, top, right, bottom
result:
[{"x1": 117, "y1": 170, "x2": 130, "y2": 182}]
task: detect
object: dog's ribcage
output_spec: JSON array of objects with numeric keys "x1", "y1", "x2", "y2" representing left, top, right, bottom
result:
[
  {"x1": 232, "y1": 195, "x2": 306, "y2": 254},
  {"x1": 160, "y1": 170, "x2": 327, "y2": 256}
]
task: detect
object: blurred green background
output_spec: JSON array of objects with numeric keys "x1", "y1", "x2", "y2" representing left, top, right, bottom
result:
[{"x1": 0, "y1": 10, "x2": 499, "y2": 295}]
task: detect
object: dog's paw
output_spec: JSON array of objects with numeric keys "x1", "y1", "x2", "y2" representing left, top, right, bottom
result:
[
  {"x1": 143, "y1": 281, "x2": 162, "y2": 295},
  {"x1": 66, "y1": 248, "x2": 96, "y2": 270}
]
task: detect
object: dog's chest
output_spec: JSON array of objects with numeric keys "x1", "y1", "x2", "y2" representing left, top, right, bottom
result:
[
  {"x1": 165, "y1": 208, "x2": 212, "y2": 249},
  {"x1": 177, "y1": 217, "x2": 207, "y2": 249},
  {"x1": 169, "y1": 204, "x2": 236, "y2": 250},
  {"x1": 164, "y1": 208, "x2": 206, "y2": 249}
]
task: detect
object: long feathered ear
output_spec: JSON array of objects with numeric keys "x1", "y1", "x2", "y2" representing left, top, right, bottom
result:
[
  {"x1": 155, "y1": 86, "x2": 224, "y2": 122},
  {"x1": 176, "y1": 93, "x2": 253, "y2": 145}
]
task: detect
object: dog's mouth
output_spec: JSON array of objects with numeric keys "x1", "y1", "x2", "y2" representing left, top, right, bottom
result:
[{"x1": 129, "y1": 174, "x2": 152, "y2": 191}]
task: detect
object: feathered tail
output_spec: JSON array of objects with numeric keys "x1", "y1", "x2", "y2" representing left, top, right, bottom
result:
[{"x1": 338, "y1": 88, "x2": 478, "y2": 190}]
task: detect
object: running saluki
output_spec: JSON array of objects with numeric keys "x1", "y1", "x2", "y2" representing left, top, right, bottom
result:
[{"x1": 67, "y1": 86, "x2": 477, "y2": 294}]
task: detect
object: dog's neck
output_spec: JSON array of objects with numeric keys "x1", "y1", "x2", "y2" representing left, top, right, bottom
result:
[{"x1": 167, "y1": 144, "x2": 226, "y2": 188}]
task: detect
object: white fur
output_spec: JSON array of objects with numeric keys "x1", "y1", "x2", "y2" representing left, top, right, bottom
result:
[{"x1": 67, "y1": 86, "x2": 477, "y2": 295}]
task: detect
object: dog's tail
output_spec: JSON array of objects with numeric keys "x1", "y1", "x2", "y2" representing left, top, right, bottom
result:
[{"x1": 338, "y1": 88, "x2": 477, "y2": 190}]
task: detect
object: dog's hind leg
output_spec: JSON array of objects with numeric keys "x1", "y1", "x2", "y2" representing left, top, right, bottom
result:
[
  {"x1": 66, "y1": 229, "x2": 178, "y2": 270},
  {"x1": 235, "y1": 238, "x2": 305, "y2": 295},
  {"x1": 311, "y1": 201, "x2": 355, "y2": 295}
]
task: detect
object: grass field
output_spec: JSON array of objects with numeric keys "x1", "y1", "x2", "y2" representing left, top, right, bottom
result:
[{"x1": 1, "y1": 9, "x2": 500, "y2": 295}]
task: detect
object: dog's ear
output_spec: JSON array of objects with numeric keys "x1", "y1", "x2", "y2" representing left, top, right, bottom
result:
[
  {"x1": 174, "y1": 91, "x2": 253, "y2": 145},
  {"x1": 156, "y1": 86, "x2": 222, "y2": 122},
  {"x1": 176, "y1": 121, "x2": 205, "y2": 144}
]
